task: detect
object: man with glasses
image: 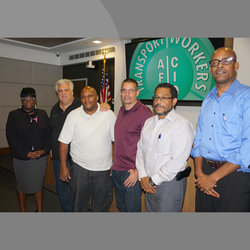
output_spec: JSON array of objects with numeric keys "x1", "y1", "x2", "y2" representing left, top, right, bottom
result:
[
  {"x1": 191, "y1": 47, "x2": 250, "y2": 212},
  {"x1": 58, "y1": 86, "x2": 116, "y2": 212},
  {"x1": 112, "y1": 78, "x2": 152, "y2": 212},
  {"x1": 136, "y1": 83, "x2": 194, "y2": 212}
]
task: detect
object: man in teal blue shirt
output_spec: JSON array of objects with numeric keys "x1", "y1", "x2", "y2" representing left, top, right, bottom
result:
[{"x1": 191, "y1": 47, "x2": 250, "y2": 212}]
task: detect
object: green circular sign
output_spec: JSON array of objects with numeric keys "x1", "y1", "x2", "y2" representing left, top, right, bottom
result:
[{"x1": 129, "y1": 38, "x2": 215, "y2": 101}]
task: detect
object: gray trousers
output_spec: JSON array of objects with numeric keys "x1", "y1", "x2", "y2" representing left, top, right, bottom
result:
[
  {"x1": 145, "y1": 177, "x2": 186, "y2": 212},
  {"x1": 69, "y1": 161, "x2": 113, "y2": 212}
]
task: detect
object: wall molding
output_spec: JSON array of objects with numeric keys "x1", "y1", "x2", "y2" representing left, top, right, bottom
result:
[{"x1": 0, "y1": 147, "x2": 10, "y2": 155}]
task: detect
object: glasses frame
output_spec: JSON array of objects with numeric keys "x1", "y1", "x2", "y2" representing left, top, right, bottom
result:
[
  {"x1": 209, "y1": 57, "x2": 236, "y2": 67},
  {"x1": 120, "y1": 89, "x2": 137, "y2": 94},
  {"x1": 152, "y1": 96, "x2": 173, "y2": 101},
  {"x1": 21, "y1": 97, "x2": 36, "y2": 101}
]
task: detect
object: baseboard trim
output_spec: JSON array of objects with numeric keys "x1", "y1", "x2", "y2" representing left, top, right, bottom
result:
[{"x1": 0, "y1": 147, "x2": 11, "y2": 155}]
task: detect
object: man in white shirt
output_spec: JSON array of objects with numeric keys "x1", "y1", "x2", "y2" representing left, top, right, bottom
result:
[
  {"x1": 136, "y1": 83, "x2": 195, "y2": 212},
  {"x1": 58, "y1": 86, "x2": 116, "y2": 212}
]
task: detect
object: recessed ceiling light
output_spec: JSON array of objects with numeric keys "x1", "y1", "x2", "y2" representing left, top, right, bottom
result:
[{"x1": 93, "y1": 40, "x2": 102, "y2": 44}]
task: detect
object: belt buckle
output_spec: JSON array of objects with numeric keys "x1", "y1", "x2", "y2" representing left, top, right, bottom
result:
[
  {"x1": 205, "y1": 159, "x2": 224, "y2": 168},
  {"x1": 208, "y1": 160, "x2": 216, "y2": 168},
  {"x1": 205, "y1": 159, "x2": 216, "y2": 168}
]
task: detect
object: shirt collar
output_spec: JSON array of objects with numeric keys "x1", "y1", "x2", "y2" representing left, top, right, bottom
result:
[
  {"x1": 210, "y1": 78, "x2": 239, "y2": 99},
  {"x1": 154, "y1": 108, "x2": 176, "y2": 122},
  {"x1": 225, "y1": 78, "x2": 239, "y2": 96},
  {"x1": 121, "y1": 99, "x2": 141, "y2": 113},
  {"x1": 57, "y1": 97, "x2": 76, "y2": 112}
]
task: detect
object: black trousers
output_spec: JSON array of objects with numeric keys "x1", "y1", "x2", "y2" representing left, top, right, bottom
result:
[
  {"x1": 69, "y1": 161, "x2": 113, "y2": 212},
  {"x1": 196, "y1": 159, "x2": 250, "y2": 212}
]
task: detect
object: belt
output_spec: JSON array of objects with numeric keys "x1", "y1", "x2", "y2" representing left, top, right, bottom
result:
[{"x1": 204, "y1": 158, "x2": 227, "y2": 168}]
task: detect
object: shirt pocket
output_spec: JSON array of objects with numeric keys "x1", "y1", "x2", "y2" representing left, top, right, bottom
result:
[
  {"x1": 222, "y1": 111, "x2": 241, "y2": 136},
  {"x1": 156, "y1": 135, "x2": 170, "y2": 156}
]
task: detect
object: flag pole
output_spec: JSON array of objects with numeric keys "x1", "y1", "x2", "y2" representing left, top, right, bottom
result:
[
  {"x1": 103, "y1": 53, "x2": 106, "y2": 85},
  {"x1": 100, "y1": 49, "x2": 111, "y2": 103}
]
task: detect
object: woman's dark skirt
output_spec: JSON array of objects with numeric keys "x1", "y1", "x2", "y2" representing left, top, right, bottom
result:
[{"x1": 13, "y1": 156, "x2": 47, "y2": 194}]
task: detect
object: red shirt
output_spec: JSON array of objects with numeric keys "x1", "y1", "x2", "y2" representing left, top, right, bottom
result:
[{"x1": 112, "y1": 100, "x2": 153, "y2": 171}]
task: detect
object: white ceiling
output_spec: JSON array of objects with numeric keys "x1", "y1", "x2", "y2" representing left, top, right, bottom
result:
[{"x1": 0, "y1": 37, "x2": 128, "y2": 55}]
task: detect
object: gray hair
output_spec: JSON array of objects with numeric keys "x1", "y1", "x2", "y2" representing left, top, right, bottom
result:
[{"x1": 55, "y1": 79, "x2": 74, "y2": 93}]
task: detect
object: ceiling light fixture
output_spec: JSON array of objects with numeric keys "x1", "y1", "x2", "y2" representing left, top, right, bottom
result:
[{"x1": 93, "y1": 40, "x2": 102, "y2": 44}]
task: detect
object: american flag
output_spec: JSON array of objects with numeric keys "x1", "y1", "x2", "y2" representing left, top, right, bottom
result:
[{"x1": 100, "y1": 58, "x2": 111, "y2": 103}]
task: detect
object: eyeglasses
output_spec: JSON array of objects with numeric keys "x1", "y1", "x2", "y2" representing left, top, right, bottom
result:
[
  {"x1": 21, "y1": 97, "x2": 36, "y2": 101},
  {"x1": 152, "y1": 96, "x2": 173, "y2": 101},
  {"x1": 209, "y1": 57, "x2": 236, "y2": 67},
  {"x1": 121, "y1": 89, "x2": 137, "y2": 94}
]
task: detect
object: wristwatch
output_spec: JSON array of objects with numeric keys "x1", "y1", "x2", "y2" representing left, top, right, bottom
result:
[{"x1": 149, "y1": 177, "x2": 156, "y2": 186}]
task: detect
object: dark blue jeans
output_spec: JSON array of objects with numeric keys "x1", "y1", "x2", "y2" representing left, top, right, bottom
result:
[
  {"x1": 112, "y1": 169, "x2": 142, "y2": 212},
  {"x1": 53, "y1": 160, "x2": 73, "y2": 212}
]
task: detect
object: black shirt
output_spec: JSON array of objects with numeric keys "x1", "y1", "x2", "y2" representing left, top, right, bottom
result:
[
  {"x1": 50, "y1": 98, "x2": 81, "y2": 160},
  {"x1": 6, "y1": 108, "x2": 50, "y2": 160}
]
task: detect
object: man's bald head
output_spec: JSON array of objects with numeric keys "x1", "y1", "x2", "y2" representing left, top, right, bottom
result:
[
  {"x1": 212, "y1": 47, "x2": 237, "y2": 61},
  {"x1": 210, "y1": 47, "x2": 239, "y2": 86}
]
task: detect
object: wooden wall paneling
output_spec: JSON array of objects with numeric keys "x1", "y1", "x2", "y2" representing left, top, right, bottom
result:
[
  {"x1": 43, "y1": 157, "x2": 56, "y2": 193},
  {"x1": 182, "y1": 157, "x2": 195, "y2": 212},
  {"x1": 0, "y1": 147, "x2": 11, "y2": 155}
]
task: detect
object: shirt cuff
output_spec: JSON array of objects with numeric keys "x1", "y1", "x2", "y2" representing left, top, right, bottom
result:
[
  {"x1": 151, "y1": 174, "x2": 164, "y2": 186},
  {"x1": 137, "y1": 166, "x2": 147, "y2": 181}
]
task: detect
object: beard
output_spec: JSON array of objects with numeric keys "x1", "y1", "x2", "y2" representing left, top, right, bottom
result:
[{"x1": 153, "y1": 103, "x2": 173, "y2": 117}]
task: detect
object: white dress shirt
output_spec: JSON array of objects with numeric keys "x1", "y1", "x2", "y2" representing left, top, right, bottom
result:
[{"x1": 136, "y1": 109, "x2": 195, "y2": 185}]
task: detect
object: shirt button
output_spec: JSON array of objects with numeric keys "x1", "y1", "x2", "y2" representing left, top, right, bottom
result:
[
  {"x1": 211, "y1": 125, "x2": 213, "y2": 127},
  {"x1": 209, "y1": 138, "x2": 211, "y2": 140},
  {"x1": 214, "y1": 112, "x2": 216, "y2": 115}
]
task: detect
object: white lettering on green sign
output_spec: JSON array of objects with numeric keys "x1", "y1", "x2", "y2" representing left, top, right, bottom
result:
[{"x1": 129, "y1": 37, "x2": 215, "y2": 100}]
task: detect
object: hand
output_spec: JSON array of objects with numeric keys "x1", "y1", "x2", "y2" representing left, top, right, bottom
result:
[
  {"x1": 140, "y1": 176, "x2": 156, "y2": 194},
  {"x1": 59, "y1": 166, "x2": 71, "y2": 183},
  {"x1": 195, "y1": 174, "x2": 219, "y2": 198},
  {"x1": 100, "y1": 103, "x2": 111, "y2": 111},
  {"x1": 124, "y1": 169, "x2": 138, "y2": 187},
  {"x1": 110, "y1": 168, "x2": 112, "y2": 176},
  {"x1": 34, "y1": 150, "x2": 45, "y2": 157},
  {"x1": 27, "y1": 151, "x2": 40, "y2": 159}
]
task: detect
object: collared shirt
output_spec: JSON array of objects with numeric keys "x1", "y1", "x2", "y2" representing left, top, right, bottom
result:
[
  {"x1": 136, "y1": 109, "x2": 195, "y2": 185},
  {"x1": 112, "y1": 100, "x2": 153, "y2": 171},
  {"x1": 58, "y1": 103, "x2": 116, "y2": 171},
  {"x1": 191, "y1": 79, "x2": 250, "y2": 172},
  {"x1": 50, "y1": 98, "x2": 81, "y2": 160}
]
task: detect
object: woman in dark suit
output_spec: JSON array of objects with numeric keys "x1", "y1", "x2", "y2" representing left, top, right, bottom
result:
[{"x1": 6, "y1": 88, "x2": 50, "y2": 212}]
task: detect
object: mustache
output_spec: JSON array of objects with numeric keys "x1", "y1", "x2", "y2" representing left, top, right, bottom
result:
[
  {"x1": 215, "y1": 69, "x2": 226, "y2": 73},
  {"x1": 154, "y1": 104, "x2": 165, "y2": 108}
]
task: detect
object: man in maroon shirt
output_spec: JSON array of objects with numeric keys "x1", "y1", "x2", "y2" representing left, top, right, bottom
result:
[{"x1": 112, "y1": 78, "x2": 153, "y2": 212}]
